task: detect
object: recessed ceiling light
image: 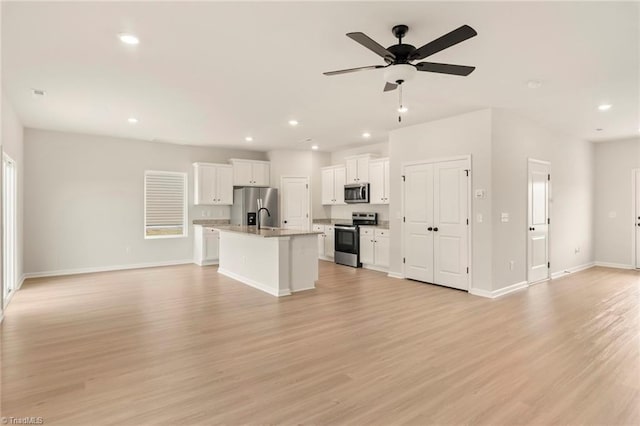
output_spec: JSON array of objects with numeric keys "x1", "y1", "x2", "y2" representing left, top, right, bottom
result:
[
  {"x1": 311, "y1": 145, "x2": 319, "y2": 150},
  {"x1": 31, "y1": 88, "x2": 46, "y2": 97},
  {"x1": 288, "y1": 120, "x2": 299, "y2": 126},
  {"x1": 118, "y1": 33, "x2": 140, "y2": 45},
  {"x1": 398, "y1": 106, "x2": 408, "y2": 113},
  {"x1": 245, "y1": 136, "x2": 253, "y2": 142},
  {"x1": 128, "y1": 117, "x2": 138, "y2": 124},
  {"x1": 527, "y1": 80, "x2": 542, "y2": 89},
  {"x1": 598, "y1": 104, "x2": 612, "y2": 111},
  {"x1": 362, "y1": 132, "x2": 371, "y2": 138}
]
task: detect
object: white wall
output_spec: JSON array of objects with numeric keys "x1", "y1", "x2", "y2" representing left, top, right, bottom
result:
[
  {"x1": 24, "y1": 128, "x2": 266, "y2": 275},
  {"x1": 492, "y1": 110, "x2": 595, "y2": 288},
  {"x1": 389, "y1": 109, "x2": 494, "y2": 291},
  {"x1": 1, "y1": 94, "x2": 24, "y2": 301},
  {"x1": 330, "y1": 141, "x2": 391, "y2": 221},
  {"x1": 594, "y1": 138, "x2": 640, "y2": 267}
]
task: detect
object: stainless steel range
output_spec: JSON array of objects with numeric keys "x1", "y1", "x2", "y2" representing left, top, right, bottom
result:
[{"x1": 334, "y1": 212, "x2": 378, "y2": 268}]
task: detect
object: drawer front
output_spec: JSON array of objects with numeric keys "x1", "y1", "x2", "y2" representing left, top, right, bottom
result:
[
  {"x1": 360, "y1": 228, "x2": 374, "y2": 236},
  {"x1": 312, "y1": 224, "x2": 325, "y2": 232},
  {"x1": 325, "y1": 226, "x2": 334, "y2": 233},
  {"x1": 375, "y1": 229, "x2": 389, "y2": 237}
]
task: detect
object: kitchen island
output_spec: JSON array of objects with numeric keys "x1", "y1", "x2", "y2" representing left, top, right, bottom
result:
[{"x1": 214, "y1": 225, "x2": 322, "y2": 297}]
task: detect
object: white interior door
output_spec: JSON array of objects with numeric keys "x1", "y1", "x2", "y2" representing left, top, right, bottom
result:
[
  {"x1": 281, "y1": 177, "x2": 309, "y2": 230},
  {"x1": 403, "y1": 163, "x2": 434, "y2": 283},
  {"x1": 3, "y1": 154, "x2": 17, "y2": 305},
  {"x1": 635, "y1": 169, "x2": 640, "y2": 268},
  {"x1": 527, "y1": 159, "x2": 550, "y2": 283},
  {"x1": 433, "y1": 160, "x2": 469, "y2": 290}
]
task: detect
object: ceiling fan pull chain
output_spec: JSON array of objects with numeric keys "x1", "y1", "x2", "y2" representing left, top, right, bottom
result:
[{"x1": 398, "y1": 84, "x2": 403, "y2": 123}]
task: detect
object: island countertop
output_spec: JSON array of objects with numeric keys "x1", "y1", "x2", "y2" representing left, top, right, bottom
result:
[{"x1": 213, "y1": 225, "x2": 323, "y2": 238}]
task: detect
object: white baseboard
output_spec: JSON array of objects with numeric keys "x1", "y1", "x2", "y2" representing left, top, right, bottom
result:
[
  {"x1": 551, "y1": 262, "x2": 595, "y2": 280},
  {"x1": 387, "y1": 271, "x2": 404, "y2": 279},
  {"x1": 292, "y1": 286, "x2": 315, "y2": 293},
  {"x1": 594, "y1": 261, "x2": 634, "y2": 270},
  {"x1": 195, "y1": 260, "x2": 219, "y2": 266},
  {"x1": 23, "y1": 259, "x2": 193, "y2": 279},
  {"x1": 470, "y1": 280, "x2": 528, "y2": 299},
  {"x1": 362, "y1": 263, "x2": 389, "y2": 273},
  {"x1": 217, "y1": 268, "x2": 291, "y2": 297}
]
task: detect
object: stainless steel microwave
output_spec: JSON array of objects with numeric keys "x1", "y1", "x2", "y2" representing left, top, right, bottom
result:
[{"x1": 344, "y1": 183, "x2": 370, "y2": 204}]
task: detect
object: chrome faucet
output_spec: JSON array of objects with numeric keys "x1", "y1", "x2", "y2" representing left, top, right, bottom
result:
[{"x1": 256, "y1": 198, "x2": 271, "y2": 230}]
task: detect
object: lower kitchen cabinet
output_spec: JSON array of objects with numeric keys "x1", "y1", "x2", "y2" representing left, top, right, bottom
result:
[
  {"x1": 194, "y1": 225, "x2": 219, "y2": 266},
  {"x1": 359, "y1": 228, "x2": 390, "y2": 271},
  {"x1": 313, "y1": 224, "x2": 335, "y2": 260}
]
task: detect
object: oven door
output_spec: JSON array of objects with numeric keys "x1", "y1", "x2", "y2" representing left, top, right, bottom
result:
[
  {"x1": 335, "y1": 226, "x2": 359, "y2": 254},
  {"x1": 344, "y1": 184, "x2": 369, "y2": 204}
]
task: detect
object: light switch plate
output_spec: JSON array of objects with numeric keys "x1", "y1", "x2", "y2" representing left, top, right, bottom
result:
[
  {"x1": 475, "y1": 189, "x2": 486, "y2": 199},
  {"x1": 608, "y1": 211, "x2": 617, "y2": 219},
  {"x1": 501, "y1": 212, "x2": 509, "y2": 223},
  {"x1": 476, "y1": 213, "x2": 483, "y2": 223}
]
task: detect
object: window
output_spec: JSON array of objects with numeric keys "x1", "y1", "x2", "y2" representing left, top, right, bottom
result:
[{"x1": 144, "y1": 170, "x2": 187, "y2": 239}]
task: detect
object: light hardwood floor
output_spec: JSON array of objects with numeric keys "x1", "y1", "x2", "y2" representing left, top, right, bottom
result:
[{"x1": 1, "y1": 263, "x2": 639, "y2": 425}]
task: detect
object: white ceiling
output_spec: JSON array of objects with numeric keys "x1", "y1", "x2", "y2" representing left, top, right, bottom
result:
[{"x1": 2, "y1": 1, "x2": 638, "y2": 151}]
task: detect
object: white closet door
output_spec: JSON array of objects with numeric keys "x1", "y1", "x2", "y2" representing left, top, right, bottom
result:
[
  {"x1": 527, "y1": 160, "x2": 550, "y2": 283},
  {"x1": 636, "y1": 170, "x2": 640, "y2": 268},
  {"x1": 433, "y1": 160, "x2": 469, "y2": 290},
  {"x1": 403, "y1": 163, "x2": 434, "y2": 283}
]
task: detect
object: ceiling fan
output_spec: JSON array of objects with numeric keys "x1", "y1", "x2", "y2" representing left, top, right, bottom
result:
[{"x1": 324, "y1": 24, "x2": 478, "y2": 92}]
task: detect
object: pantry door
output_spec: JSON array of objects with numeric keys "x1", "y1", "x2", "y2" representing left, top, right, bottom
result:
[
  {"x1": 281, "y1": 177, "x2": 310, "y2": 230},
  {"x1": 403, "y1": 163, "x2": 434, "y2": 283},
  {"x1": 527, "y1": 159, "x2": 550, "y2": 283}
]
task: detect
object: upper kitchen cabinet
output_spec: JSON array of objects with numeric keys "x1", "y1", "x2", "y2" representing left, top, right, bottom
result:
[
  {"x1": 369, "y1": 158, "x2": 390, "y2": 204},
  {"x1": 345, "y1": 154, "x2": 374, "y2": 183},
  {"x1": 193, "y1": 163, "x2": 233, "y2": 205},
  {"x1": 229, "y1": 159, "x2": 270, "y2": 186},
  {"x1": 321, "y1": 166, "x2": 346, "y2": 205}
]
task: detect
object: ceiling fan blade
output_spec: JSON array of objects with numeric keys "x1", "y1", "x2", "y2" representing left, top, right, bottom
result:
[
  {"x1": 415, "y1": 62, "x2": 476, "y2": 76},
  {"x1": 347, "y1": 32, "x2": 396, "y2": 62},
  {"x1": 383, "y1": 82, "x2": 398, "y2": 92},
  {"x1": 409, "y1": 25, "x2": 477, "y2": 61},
  {"x1": 323, "y1": 65, "x2": 385, "y2": 76}
]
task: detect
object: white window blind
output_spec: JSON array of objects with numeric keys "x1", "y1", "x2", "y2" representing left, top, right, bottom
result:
[{"x1": 144, "y1": 171, "x2": 187, "y2": 239}]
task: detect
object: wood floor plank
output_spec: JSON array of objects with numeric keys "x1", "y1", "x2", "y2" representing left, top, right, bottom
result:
[{"x1": 1, "y1": 263, "x2": 639, "y2": 425}]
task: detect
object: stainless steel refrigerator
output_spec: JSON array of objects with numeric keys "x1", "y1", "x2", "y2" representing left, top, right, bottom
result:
[{"x1": 231, "y1": 187, "x2": 279, "y2": 228}]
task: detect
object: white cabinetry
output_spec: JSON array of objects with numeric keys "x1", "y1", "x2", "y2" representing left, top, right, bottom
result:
[
  {"x1": 313, "y1": 224, "x2": 335, "y2": 260},
  {"x1": 369, "y1": 158, "x2": 390, "y2": 204},
  {"x1": 345, "y1": 154, "x2": 373, "y2": 183},
  {"x1": 359, "y1": 228, "x2": 390, "y2": 271},
  {"x1": 193, "y1": 163, "x2": 233, "y2": 205},
  {"x1": 193, "y1": 226, "x2": 220, "y2": 265},
  {"x1": 229, "y1": 159, "x2": 270, "y2": 186},
  {"x1": 321, "y1": 166, "x2": 346, "y2": 205}
]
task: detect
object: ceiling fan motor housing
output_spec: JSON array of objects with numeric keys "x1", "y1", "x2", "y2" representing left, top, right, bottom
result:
[{"x1": 384, "y1": 64, "x2": 417, "y2": 84}]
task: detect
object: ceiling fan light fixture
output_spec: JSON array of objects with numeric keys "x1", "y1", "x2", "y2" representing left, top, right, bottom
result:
[{"x1": 384, "y1": 64, "x2": 416, "y2": 84}]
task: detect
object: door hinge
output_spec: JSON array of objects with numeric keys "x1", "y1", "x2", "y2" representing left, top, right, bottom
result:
[
  {"x1": 548, "y1": 174, "x2": 551, "y2": 181},
  {"x1": 403, "y1": 257, "x2": 406, "y2": 264},
  {"x1": 466, "y1": 218, "x2": 469, "y2": 225},
  {"x1": 402, "y1": 175, "x2": 406, "y2": 182},
  {"x1": 306, "y1": 184, "x2": 308, "y2": 189},
  {"x1": 466, "y1": 267, "x2": 469, "y2": 274},
  {"x1": 547, "y1": 218, "x2": 550, "y2": 224},
  {"x1": 548, "y1": 262, "x2": 550, "y2": 268},
  {"x1": 403, "y1": 216, "x2": 406, "y2": 223},
  {"x1": 465, "y1": 169, "x2": 470, "y2": 177}
]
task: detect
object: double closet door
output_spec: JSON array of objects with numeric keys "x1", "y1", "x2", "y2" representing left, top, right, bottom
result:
[{"x1": 403, "y1": 158, "x2": 470, "y2": 291}]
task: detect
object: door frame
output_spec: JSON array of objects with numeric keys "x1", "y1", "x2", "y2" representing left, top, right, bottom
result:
[
  {"x1": 526, "y1": 158, "x2": 551, "y2": 284},
  {"x1": 401, "y1": 155, "x2": 472, "y2": 290},
  {"x1": 2, "y1": 153, "x2": 17, "y2": 308},
  {"x1": 632, "y1": 168, "x2": 639, "y2": 269},
  {"x1": 280, "y1": 176, "x2": 311, "y2": 230}
]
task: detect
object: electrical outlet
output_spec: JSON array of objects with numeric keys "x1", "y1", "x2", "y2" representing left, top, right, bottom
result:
[
  {"x1": 509, "y1": 260, "x2": 514, "y2": 271},
  {"x1": 575, "y1": 247, "x2": 581, "y2": 254},
  {"x1": 476, "y1": 213, "x2": 483, "y2": 223}
]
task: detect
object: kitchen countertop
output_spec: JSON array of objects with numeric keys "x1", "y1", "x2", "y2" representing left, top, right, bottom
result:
[
  {"x1": 213, "y1": 225, "x2": 323, "y2": 238},
  {"x1": 193, "y1": 219, "x2": 230, "y2": 226},
  {"x1": 312, "y1": 219, "x2": 390, "y2": 230}
]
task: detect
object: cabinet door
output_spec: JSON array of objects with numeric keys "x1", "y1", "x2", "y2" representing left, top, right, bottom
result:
[
  {"x1": 359, "y1": 228, "x2": 375, "y2": 264},
  {"x1": 216, "y1": 166, "x2": 234, "y2": 205},
  {"x1": 233, "y1": 162, "x2": 253, "y2": 186},
  {"x1": 356, "y1": 156, "x2": 369, "y2": 182},
  {"x1": 313, "y1": 225, "x2": 325, "y2": 257},
  {"x1": 321, "y1": 169, "x2": 335, "y2": 205},
  {"x1": 252, "y1": 163, "x2": 270, "y2": 186},
  {"x1": 374, "y1": 234, "x2": 390, "y2": 268},
  {"x1": 324, "y1": 226, "x2": 335, "y2": 258},
  {"x1": 333, "y1": 168, "x2": 346, "y2": 204},
  {"x1": 346, "y1": 158, "x2": 358, "y2": 183},
  {"x1": 204, "y1": 231, "x2": 219, "y2": 261},
  {"x1": 383, "y1": 160, "x2": 390, "y2": 204},
  {"x1": 369, "y1": 161, "x2": 385, "y2": 204},
  {"x1": 195, "y1": 165, "x2": 216, "y2": 205}
]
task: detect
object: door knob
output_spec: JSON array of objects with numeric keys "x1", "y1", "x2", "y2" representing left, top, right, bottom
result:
[
  {"x1": 427, "y1": 227, "x2": 433, "y2": 231},
  {"x1": 284, "y1": 220, "x2": 288, "y2": 224},
  {"x1": 529, "y1": 227, "x2": 535, "y2": 231},
  {"x1": 433, "y1": 227, "x2": 439, "y2": 232}
]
